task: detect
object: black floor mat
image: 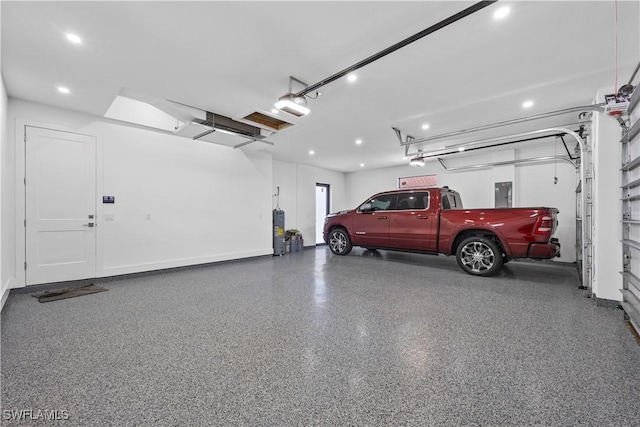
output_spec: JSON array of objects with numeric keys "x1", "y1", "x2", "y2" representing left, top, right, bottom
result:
[{"x1": 31, "y1": 284, "x2": 108, "y2": 303}]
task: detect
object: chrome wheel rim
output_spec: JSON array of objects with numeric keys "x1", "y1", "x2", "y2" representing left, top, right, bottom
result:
[
  {"x1": 330, "y1": 231, "x2": 347, "y2": 254},
  {"x1": 460, "y1": 241, "x2": 495, "y2": 273}
]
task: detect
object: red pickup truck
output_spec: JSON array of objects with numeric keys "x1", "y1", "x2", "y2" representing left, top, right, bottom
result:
[{"x1": 323, "y1": 186, "x2": 560, "y2": 276}]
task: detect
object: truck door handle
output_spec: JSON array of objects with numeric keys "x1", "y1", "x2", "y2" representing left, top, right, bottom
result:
[
  {"x1": 378, "y1": 216, "x2": 387, "y2": 220},
  {"x1": 417, "y1": 215, "x2": 429, "y2": 219}
]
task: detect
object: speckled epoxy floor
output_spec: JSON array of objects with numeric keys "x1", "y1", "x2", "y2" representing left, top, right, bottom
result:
[{"x1": 2, "y1": 247, "x2": 639, "y2": 426}]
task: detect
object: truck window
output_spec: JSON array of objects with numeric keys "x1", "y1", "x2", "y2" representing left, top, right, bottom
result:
[
  {"x1": 442, "y1": 196, "x2": 451, "y2": 210},
  {"x1": 395, "y1": 192, "x2": 429, "y2": 210},
  {"x1": 364, "y1": 194, "x2": 396, "y2": 211},
  {"x1": 441, "y1": 193, "x2": 463, "y2": 209}
]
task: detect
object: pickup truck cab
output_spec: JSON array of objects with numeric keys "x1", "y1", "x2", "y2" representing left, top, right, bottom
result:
[{"x1": 323, "y1": 187, "x2": 560, "y2": 276}]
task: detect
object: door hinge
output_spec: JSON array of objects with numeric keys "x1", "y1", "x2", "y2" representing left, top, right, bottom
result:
[
  {"x1": 24, "y1": 177, "x2": 26, "y2": 185},
  {"x1": 24, "y1": 262, "x2": 27, "y2": 270},
  {"x1": 24, "y1": 219, "x2": 26, "y2": 227},
  {"x1": 24, "y1": 133, "x2": 27, "y2": 143}
]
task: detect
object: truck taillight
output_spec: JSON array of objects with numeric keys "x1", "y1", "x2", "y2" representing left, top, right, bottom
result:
[{"x1": 534, "y1": 215, "x2": 554, "y2": 234}]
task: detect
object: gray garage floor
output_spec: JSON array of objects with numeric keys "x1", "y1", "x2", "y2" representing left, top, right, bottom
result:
[{"x1": 2, "y1": 247, "x2": 639, "y2": 426}]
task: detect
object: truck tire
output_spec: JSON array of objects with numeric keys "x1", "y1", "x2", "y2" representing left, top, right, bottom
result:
[
  {"x1": 328, "y1": 227, "x2": 353, "y2": 255},
  {"x1": 456, "y1": 236, "x2": 503, "y2": 276}
]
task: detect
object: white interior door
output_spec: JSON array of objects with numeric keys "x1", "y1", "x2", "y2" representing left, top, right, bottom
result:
[
  {"x1": 316, "y1": 184, "x2": 329, "y2": 244},
  {"x1": 25, "y1": 126, "x2": 97, "y2": 285}
]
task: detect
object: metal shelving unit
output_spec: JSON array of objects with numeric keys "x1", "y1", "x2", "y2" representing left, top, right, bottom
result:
[{"x1": 621, "y1": 86, "x2": 640, "y2": 333}]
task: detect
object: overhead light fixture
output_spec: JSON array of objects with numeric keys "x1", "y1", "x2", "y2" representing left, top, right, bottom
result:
[
  {"x1": 494, "y1": 7, "x2": 510, "y2": 19},
  {"x1": 213, "y1": 128, "x2": 237, "y2": 136},
  {"x1": 360, "y1": 163, "x2": 365, "y2": 167},
  {"x1": 522, "y1": 100, "x2": 534, "y2": 108},
  {"x1": 355, "y1": 139, "x2": 363, "y2": 145},
  {"x1": 65, "y1": 33, "x2": 82, "y2": 44},
  {"x1": 421, "y1": 123, "x2": 430, "y2": 130},
  {"x1": 347, "y1": 74, "x2": 358, "y2": 83},
  {"x1": 274, "y1": 93, "x2": 310, "y2": 117},
  {"x1": 275, "y1": 76, "x2": 311, "y2": 117},
  {"x1": 309, "y1": 150, "x2": 315, "y2": 155},
  {"x1": 410, "y1": 151, "x2": 425, "y2": 167},
  {"x1": 57, "y1": 86, "x2": 70, "y2": 94}
]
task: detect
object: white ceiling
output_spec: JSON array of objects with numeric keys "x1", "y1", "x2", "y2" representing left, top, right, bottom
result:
[{"x1": 2, "y1": 1, "x2": 639, "y2": 172}]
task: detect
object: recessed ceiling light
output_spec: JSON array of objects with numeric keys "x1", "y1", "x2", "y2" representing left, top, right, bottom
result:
[
  {"x1": 494, "y1": 6, "x2": 510, "y2": 19},
  {"x1": 57, "y1": 87, "x2": 70, "y2": 94},
  {"x1": 309, "y1": 150, "x2": 315, "y2": 155},
  {"x1": 522, "y1": 100, "x2": 534, "y2": 108},
  {"x1": 458, "y1": 147, "x2": 465, "y2": 152},
  {"x1": 355, "y1": 139, "x2": 363, "y2": 145},
  {"x1": 347, "y1": 74, "x2": 358, "y2": 83},
  {"x1": 65, "y1": 33, "x2": 82, "y2": 44},
  {"x1": 360, "y1": 163, "x2": 365, "y2": 167},
  {"x1": 271, "y1": 108, "x2": 279, "y2": 114},
  {"x1": 421, "y1": 123, "x2": 430, "y2": 130}
]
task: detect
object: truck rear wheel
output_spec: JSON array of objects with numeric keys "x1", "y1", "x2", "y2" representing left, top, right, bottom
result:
[
  {"x1": 328, "y1": 227, "x2": 353, "y2": 256},
  {"x1": 456, "y1": 236, "x2": 503, "y2": 276}
]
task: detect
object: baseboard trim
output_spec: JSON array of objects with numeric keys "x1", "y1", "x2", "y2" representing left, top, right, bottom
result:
[
  {"x1": 0, "y1": 287, "x2": 10, "y2": 312},
  {"x1": 96, "y1": 253, "x2": 273, "y2": 283},
  {"x1": 8, "y1": 252, "x2": 274, "y2": 295},
  {"x1": 593, "y1": 294, "x2": 623, "y2": 308},
  {"x1": 99, "y1": 249, "x2": 272, "y2": 277}
]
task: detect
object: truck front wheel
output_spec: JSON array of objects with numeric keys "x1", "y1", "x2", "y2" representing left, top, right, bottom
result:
[
  {"x1": 456, "y1": 236, "x2": 503, "y2": 276},
  {"x1": 328, "y1": 227, "x2": 353, "y2": 255}
]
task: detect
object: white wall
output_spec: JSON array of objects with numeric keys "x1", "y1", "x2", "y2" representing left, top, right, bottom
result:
[
  {"x1": 272, "y1": 160, "x2": 347, "y2": 246},
  {"x1": 0, "y1": 95, "x2": 621, "y2": 302},
  {"x1": 346, "y1": 145, "x2": 577, "y2": 263},
  {"x1": 7, "y1": 99, "x2": 274, "y2": 287},
  {"x1": 346, "y1": 152, "x2": 501, "y2": 209},
  {"x1": 0, "y1": 74, "x2": 8, "y2": 309},
  {"x1": 591, "y1": 88, "x2": 624, "y2": 301},
  {"x1": 516, "y1": 143, "x2": 579, "y2": 262},
  {"x1": 1, "y1": 99, "x2": 348, "y2": 294}
]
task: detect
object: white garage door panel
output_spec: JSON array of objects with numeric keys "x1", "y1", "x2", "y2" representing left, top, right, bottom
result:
[
  {"x1": 629, "y1": 245, "x2": 640, "y2": 281},
  {"x1": 621, "y1": 89, "x2": 640, "y2": 331},
  {"x1": 25, "y1": 126, "x2": 97, "y2": 285},
  {"x1": 631, "y1": 226, "x2": 640, "y2": 244}
]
